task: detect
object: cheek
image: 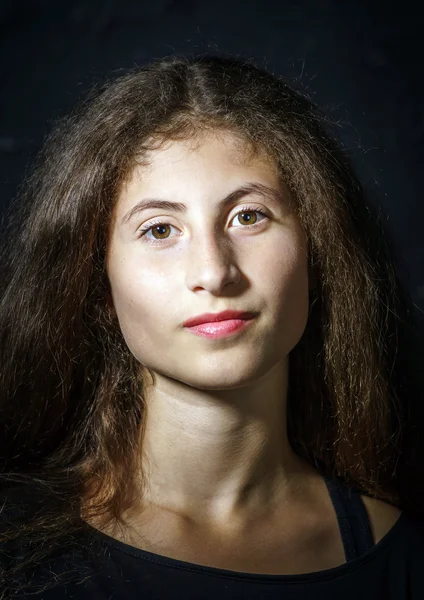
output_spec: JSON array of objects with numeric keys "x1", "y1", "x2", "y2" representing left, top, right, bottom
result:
[
  {"x1": 263, "y1": 245, "x2": 310, "y2": 349},
  {"x1": 108, "y1": 266, "x2": 173, "y2": 357}
]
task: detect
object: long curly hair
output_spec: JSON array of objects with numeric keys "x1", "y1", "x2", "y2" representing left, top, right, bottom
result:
[{"x1": 1, "y1": 53, "x2": 423, "y2": 597}]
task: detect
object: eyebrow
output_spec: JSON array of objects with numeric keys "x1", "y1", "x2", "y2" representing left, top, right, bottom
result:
[{"x1": 121, "y1": 182, "x2": 286, "y2": 226}]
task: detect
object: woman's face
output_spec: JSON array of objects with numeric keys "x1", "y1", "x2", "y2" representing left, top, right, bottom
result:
[{"x1": 106, "y1": 131, "x2": 310, "y2": 390}]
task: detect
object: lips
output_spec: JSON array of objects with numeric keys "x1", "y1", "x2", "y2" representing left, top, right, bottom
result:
[{"x1": 183, "y1": 310, "x2": 257, "y2": 328}]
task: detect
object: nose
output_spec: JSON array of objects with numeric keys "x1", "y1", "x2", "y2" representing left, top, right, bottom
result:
[{"x1": 185, "y1": 233, "x2": 242, "y2": 294}]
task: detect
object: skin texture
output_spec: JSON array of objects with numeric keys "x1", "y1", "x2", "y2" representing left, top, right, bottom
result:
[{"x1": 104, "y1": 131, "x2": 402, "y2": 572}]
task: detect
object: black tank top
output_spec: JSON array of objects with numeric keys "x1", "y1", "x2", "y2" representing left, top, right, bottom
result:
[{"x1": 8, "y1": 475, "x2": 424, "y2": 599}]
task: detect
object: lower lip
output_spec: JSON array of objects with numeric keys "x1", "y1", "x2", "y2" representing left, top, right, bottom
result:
[{"x1": 185, "y1": 318, "x2": 255, "y2": 339}]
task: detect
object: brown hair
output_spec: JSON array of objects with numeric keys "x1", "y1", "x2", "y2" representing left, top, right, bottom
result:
[{"x1": 1, "y1": 53, "x2": 423, "y2": 596}]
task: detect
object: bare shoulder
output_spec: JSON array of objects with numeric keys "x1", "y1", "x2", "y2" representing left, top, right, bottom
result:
[{"x1": 360, "y1": 495, "x2": 403, "y2": 544}]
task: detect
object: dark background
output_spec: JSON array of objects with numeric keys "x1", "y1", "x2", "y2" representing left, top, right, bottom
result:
[{"x1": 1, "y1": 0, "x2": 423, "y2": 307}]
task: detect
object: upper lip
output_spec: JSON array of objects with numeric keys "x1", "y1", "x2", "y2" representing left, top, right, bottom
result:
[{"x1": 183, "y1": 310, "x2": 257, "y2": 328}]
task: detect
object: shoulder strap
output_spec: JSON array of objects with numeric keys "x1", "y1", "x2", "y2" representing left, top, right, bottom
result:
[{"x1": 323, "y1": 475, "x2": 375, "y2": 561}]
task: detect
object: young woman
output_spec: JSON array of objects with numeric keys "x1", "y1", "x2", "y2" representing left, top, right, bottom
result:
[{"x1": 1, "y1": 54, "x2": 423, "y2": 599}]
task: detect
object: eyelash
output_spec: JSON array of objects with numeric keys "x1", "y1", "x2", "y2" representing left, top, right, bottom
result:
[{"x1": 137, "y1": 206, "x2": 270, "y2": 245}]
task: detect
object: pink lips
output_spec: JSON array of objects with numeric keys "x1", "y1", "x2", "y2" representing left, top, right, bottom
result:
[
  {"x1": 183, "y1": 309, "x2": 257, "y2": 328},
  {"x1": 185, "y1": 317, "x2": 255, "y2": 339}
]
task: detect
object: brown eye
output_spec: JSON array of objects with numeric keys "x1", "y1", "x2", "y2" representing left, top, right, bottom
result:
[
  {"x1": 237, "y1": 211, "x2": 258, "y2": 226},
  {"x1": 150, "y1": 224, "x2": 171, "y2": 239}
]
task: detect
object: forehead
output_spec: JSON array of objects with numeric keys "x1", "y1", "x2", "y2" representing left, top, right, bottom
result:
[{"x1": 125, "y1": 130, "x2": 279, "y2": 190}]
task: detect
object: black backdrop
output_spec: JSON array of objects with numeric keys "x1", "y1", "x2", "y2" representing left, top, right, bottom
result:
[{"x1": 1, "y1": 0, "x2": 423, "y2": 307}]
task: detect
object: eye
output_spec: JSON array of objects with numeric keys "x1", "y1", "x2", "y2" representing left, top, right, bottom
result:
[{"x1": 137, "y1": 206, "x2": 269, "y2": 244}]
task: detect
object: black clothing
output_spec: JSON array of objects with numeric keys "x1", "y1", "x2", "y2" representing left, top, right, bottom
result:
[{"x1": 6, "y1": 476, "x2": 424, "y2": 598}]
